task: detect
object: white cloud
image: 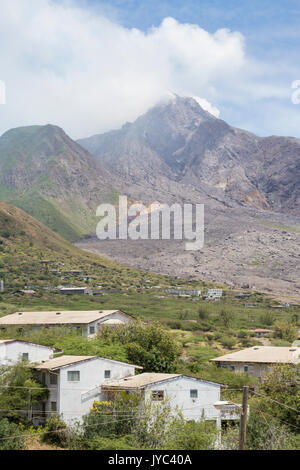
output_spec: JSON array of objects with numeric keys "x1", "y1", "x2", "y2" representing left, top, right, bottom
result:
[
  {"x1": 192, "y1": 97, "x2": 220, "y2": 117},
  {"x1": 0, "y1": 0, "x2": 298, "y2": 139}
]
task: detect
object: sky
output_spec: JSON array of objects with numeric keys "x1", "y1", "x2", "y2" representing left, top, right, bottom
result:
[{"x1": 0, "y1": 0, "x2": 300, "y2": 139}]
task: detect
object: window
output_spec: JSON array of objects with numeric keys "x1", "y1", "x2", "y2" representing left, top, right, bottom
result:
[
  {"x1": 151, "y1": 391, "x2": 164, "y2": 401},
  {"x1": 67, "y1": 371, "x2": 80, "y2": 382},
  {"x1": 244, "y1": 366, "x2": 248, "y2": 372},
  {"x1": 104, "y1": 370, "x2": 111, "y2": 379},
  {"x1": 51, "y1": 402, "x2": 57, "y2": 412},
  {"x1": 50, "y1": 373, "x2": 58, "y2": 385},
  {"x1": 190, "y1": 389, "x2": 198, "y2": 399},
  {"x1": 22, "y1": 353, "x2": 29, "y2": 361},
  {"x1": 89, "y1": 326, "x2": 95, "y2": 335}
]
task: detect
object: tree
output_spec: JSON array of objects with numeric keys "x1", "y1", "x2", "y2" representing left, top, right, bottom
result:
[
  {"x1": 253, "y1": 365, "x2": 300, "y2": 432},
  {"x1": 198, "y1": 306, "x2": 210, "y2": 320},
  {"x1": 246, "y1": 412, "x2": 299, "y2": 450},
  {"x1": 0, "y1": 360, "x2": 48, "y2": 422},
  {"x1": 273, "y1": 321, "x2": 298, "y2": 343},
  {"x1": 0, "y1": 418, "x2": 26, "y2": 450},
  {"x1": 259, "y1": 311, "x2": 274, "y2": 327},
  {"x1": 82, "y1": 392, "x2": 140, "y2": 440},
  {"x1": 131, "y1": 398, "x2": 184, "y2": 450},
  {"x1": 98, "y1": 321, "x2": 181, "y2": 372},
  {"x1": 218, "y1": 309, "x2": 234, "y2": 328},
  {"x1": 165, "y1": 420, "x2": 218, "y2": 450}
]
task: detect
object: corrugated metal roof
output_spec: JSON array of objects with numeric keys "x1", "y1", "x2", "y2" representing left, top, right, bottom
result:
[
  {"x1": 102, "y1": 373, "x2": 181, "y2": 389},
  {"x1": 0, "y1": 310, "x2": 121, "y2": 325},
  {"x1": 34, "y1": 355, "x2": 143, "y2": 370},
  {"x1": 0, "y1": 339, "x2": 54, "y2": 349},
  {"x1": 103, "y1": 373, "x2": 223, "y2": 389},
  {"x1": 211, "y1": 346, "x2": 300, "y2": 364},
  {"x1": 34, "y1": 355, "x2": 96, "y2": 370}
]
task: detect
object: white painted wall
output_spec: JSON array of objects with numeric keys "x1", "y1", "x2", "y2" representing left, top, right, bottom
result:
[
  {"x1": 44, "y1": 358, "x2": 139, "y2": 425},
  {"x1": 84, "y1": 312, "x2": 134, "y2": 337},
  {"x1": 218, "y1": 362, "x2": 270, "y2": 378},
  {"x1": 143, "y1": 376, "x2": 222, "y2": 424},
  {"x1": 0, "y1": 341, "x2": 53, "y2": 365}
]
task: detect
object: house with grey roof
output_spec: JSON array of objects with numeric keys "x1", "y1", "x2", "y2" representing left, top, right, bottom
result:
[
  {"x1": 0, "y1": 310, "x2": 136, "y2": 337},
  {"x1": 211, "y1": 346, "x2": 300, "y2": 378}
]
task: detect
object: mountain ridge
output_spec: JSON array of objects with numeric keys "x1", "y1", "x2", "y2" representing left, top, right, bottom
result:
[
  {"x1": 0, "y1": 124, "x2": 120, "y2": 241},
  {"x1": 78, "y1": 95, "x2": 300, "y2": 215}
]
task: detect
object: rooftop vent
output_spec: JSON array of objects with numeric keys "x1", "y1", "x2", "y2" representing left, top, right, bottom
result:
[
  {"x1": 18, "y1": 312, "x2": 22, "y2": 316},
  {"x1": 289, "y1": 348, "x2": 297, "y2": 351},
  {"x1": 253, "y1": 347, "x2": 260, "y2": 350},
  {"x1": 56, "y1": 312, "x2": 61, "y2": 315}
]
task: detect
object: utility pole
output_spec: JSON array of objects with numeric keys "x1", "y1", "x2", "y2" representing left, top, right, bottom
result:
[{"x1": 239, "y1": 385, "x2": 249, "y2": 450}]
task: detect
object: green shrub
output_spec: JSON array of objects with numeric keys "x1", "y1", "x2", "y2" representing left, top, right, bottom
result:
[
  {"x1": 220, "y1": 336, "x2": 236, "y2": 349},
  {"x1": 42, "y1": 416, "x2": 71, "y2": 447},
  {"x1": 0, "y1": 418, "x2": 26, "y2": 450}
]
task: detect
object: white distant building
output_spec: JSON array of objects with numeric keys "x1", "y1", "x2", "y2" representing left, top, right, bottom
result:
[
  {"x1": 0, "y1": 310, "x2": 136, "y2": 337},
  {"x1": 165, "y1": 289, "x2": 201, "y2": 297},
  {"x1": 59, "y1": 287, "x2": 92, "y2": 295},
  {"x1": 102, "y1": 373, "x2": 242, "y2": 427},
  {"x1": 0, "y1": 339, "x2": 54, "y2": 365},
  {"x1": 206, "y1": 289, "x2": 223, "y2": 300},
  {"x1": 33, "y1": 355, "x2": 143, "y2": 425},
  {"x1": 211, "y1": 346, "x2": 300, "y2": 378}
]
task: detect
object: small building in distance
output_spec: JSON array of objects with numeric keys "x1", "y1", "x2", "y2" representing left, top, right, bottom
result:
[
  {"x1": 33, "y1": 355, "x2": 143, "y2": 425},
  {"x1": 165, "y1": 288, "x2": 201, "y2": 297},
  {"x1": 205, "y1": 289, "x2": 223, "y2": 300},
  {"x1": 0, "y1": 339, "x2": 54, "y2": 365},
  {"x1": 0, "y1": 310, "x2": 136, "y2": 337},
  {"x1": 59, "y1": 287, "x2": 92, "y2": 295},
  {"x1": 210, "y1": 346, "x2": 300, "y2": 378},
  {"x1": 252, "y1": 328, "x2": 273, "y2": 338}
]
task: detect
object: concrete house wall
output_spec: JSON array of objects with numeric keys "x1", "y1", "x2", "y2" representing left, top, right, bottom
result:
[
  {"x1": 218, "y1": 361, "x2": 271, "y2": 378},
  {"x1": 41, "y1": 358, "x2": 138, "y2": 425},
  {"x1": 83, "y1": 312, "x2": 134, "y2": 337},
  {"x1": 0, "y1": 341, "x2": 53, "y2": 365},
  {"x1": 143, "y1": 377, "x2": 222, "y2": 426}
]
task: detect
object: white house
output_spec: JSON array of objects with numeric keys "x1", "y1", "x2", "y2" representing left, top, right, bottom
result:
[
  {"x1": 33, "y1": 355, "x2": 143, "y2": 425},
  {"x1": 0, "y1": 339, "x2": 54, "y2": 365},
  {"x1": 165, "y1": 289, "x2": 201, "y2": 297},
  {"x1": 102, "y1": 373, "x2": 241, "y2": 427},
  {"x1": 206, "y1": 289, "x2": 223, "y2": 300},
  {"x1": 211, "y1": 346, "x2": 300, "y2": 378},
  {"x1": 0, "y1": 310, "x2": 136, "y2": 337}
]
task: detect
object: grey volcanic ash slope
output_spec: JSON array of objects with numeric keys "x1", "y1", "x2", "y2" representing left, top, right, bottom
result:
[
  {"x1": 78, "y1": 95, "x2": 300, "y2": 215},
  {"x1": 0, "y1": 124, "x2": 119, "y2": 240},
  {"x1": 77, "y1": 96, "x2": 300, "y2": 296}
]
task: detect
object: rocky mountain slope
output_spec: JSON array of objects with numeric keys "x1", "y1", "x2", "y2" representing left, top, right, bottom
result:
[
  {"x1": 0, "y1": 125, "x2": 119, "y2": 241},
  {"x1": 77, "y1": 96, "x2": 300, "y2": 296},
  {"x1": 79, "y1": 95, "x2": 300, "y2": 215}
]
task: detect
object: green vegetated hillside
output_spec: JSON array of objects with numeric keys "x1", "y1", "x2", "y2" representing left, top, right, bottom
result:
[
  {"x1": 0, "y1": 125, "x2": 120, "y2": 241},
  {"x1": 0, "y1": 201, "x2": 299, "y2": 384},
  {"x1": 0, "y1": 201, "x2": 300, "y2": 452}
]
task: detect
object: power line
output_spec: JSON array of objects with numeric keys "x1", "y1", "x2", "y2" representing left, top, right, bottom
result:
[
  {"x1": 250, "y1": 390, "x2": 300, "y2": 414},
  {"x1": 0, "y1": 415, "x2": 142, "y2": 442},
  {"x1": 0, "y1": 384, "x2": 238, "y2": 392}
]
